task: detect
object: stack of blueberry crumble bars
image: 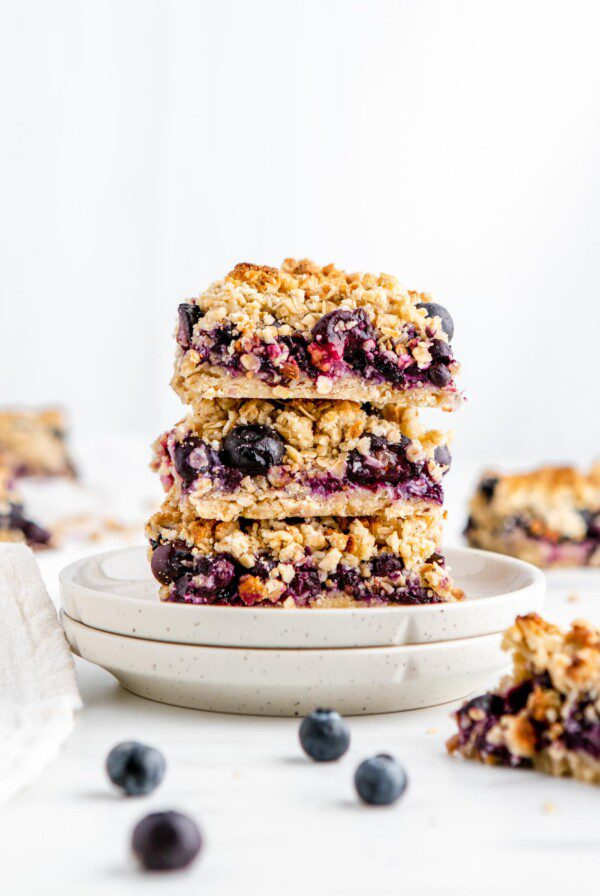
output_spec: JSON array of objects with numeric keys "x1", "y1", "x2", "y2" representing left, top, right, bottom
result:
[{"x1": 147, "y1": 259, "x2": 463, "y2": 607}]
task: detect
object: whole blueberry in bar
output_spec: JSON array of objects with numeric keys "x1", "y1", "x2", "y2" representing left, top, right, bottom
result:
[
  {"x1": 448, "y1": 613, "x2": 600, "y2": 785},
  {"x1": 145, "y1": 497, "x2": 462, "y2": 608},
  {"x1": 0, "y1": 465, "x2": 51, "y2": 549},
  {"x1": 0, "y1": 407, "x2": 76, "y2": 479},
  {"x1": 465, "y1": 463, "x2": 600, "y2": 568},
  {"x1": 171, "y1": 260, "x2": 461, "y2": 410},
  {"x1": 151, "y1": 400, "x2": 451, "y2": 521}
]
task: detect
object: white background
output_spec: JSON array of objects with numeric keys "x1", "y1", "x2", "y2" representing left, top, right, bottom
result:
[
  {"x1": 1, "y1": 0, "x2": 600, "y2": 473},
  {"x1": 2, "y1": 6, "x2": 600, "y2": 893}
]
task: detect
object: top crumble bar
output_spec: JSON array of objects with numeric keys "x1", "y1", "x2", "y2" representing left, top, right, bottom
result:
[{"x1": 171, "y1": 259, "x2": 462, "y2": 409}]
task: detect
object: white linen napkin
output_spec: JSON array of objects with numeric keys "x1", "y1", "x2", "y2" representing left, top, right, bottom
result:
[{"x1": 0, "y1": 543, "x2": 81, "y2": 802}]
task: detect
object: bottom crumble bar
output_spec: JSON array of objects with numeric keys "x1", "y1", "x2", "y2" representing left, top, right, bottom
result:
[
  {"x1": 448, "y1": 614, "x2": 600, "y2": 784},
  {"x1": 145, "y1": 498, "x2": 461, "y2": 607}
]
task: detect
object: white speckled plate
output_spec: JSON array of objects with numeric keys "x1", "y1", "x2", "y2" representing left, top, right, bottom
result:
[
  {"x1": 62, "y1": 611, "x2": 507, "y2": 716},
  {"x1": 59, "y1": 545, "x2": 544, "y2": 648}
]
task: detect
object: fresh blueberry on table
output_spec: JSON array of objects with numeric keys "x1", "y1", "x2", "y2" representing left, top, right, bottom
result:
[
  {"x1": 222, "y1": 424, "x2": 285, "y2": 475},
  {"x1": 299, "y1": 708, "x2": 350, "y2": 761},
  {"x1": 106, "y1": 741, "x2": 166, "y2": 796},
  {"x1": 416, "y1": 301, "x2": 454, "y2": 340},
  {"x1": 354, "y1": 754, "x2": 408, "y2": 806},
  {"x1": 132, "y1": 811, "x2": 202, "y2": 872}
]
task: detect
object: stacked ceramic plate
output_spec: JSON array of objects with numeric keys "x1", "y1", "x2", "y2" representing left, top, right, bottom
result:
[{"x1": 60, "y1": 544, "x2": 544, "y2": 716}]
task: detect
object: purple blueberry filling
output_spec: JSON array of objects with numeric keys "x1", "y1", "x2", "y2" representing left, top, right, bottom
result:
[
  {"x1": 454, "y1": 676, "x2": 600, "y2": 767},
  {"x1": 454, "y1": 691, "x2": 533, "y2": 769},
  {"x1": 171, "y1": 436, "x2": 242, "y2": 494},
  {"x1": 178, "y1": 306, "x2": 456, "y2": 392},
  {"x1": 168, "y1": 430, "x2": 443, "y2": 505},
  {"x1": 564, "y1": 700, "x2": 600, "y2": 759},
  {"x1": 0, "y1": 502, "x2": 51, "y2": 547},
  {"x1": 177, "y1": 304, "x2": 203, "y2": 349},
  {"x1": 150, "y1": 540, "x2": 447, "y2": 607}
]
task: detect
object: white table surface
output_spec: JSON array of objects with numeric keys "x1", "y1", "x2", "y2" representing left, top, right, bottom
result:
[{"x1": 1, "y1": 457, "x2": 600, "y2": 896}]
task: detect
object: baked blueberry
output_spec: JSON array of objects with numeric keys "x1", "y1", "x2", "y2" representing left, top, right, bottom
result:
[
  {"x1": 299, "y1": 708, "x2": 350, "y2": 761},
  {"x1": 132, "y1": 811, "x2": 202, "y2": 871},
  {"x1": 191, "y1": 555, "x2": 237, "y2": 600},
  {"x1": 427, "y1": 551, "x2": 445, "y2": 566},
  {"x1": 372, "y1": 351, "x2": 405, "y2": 385},
  {"x1": 354, "y1": 754, "x2": 408, "y2": 806},
  {"x1": 428, "y1": 363, "x2": 452, "y2": 387},
  {"x1": 177, "y1": 304, "x2": 203, "y2": 349},
  {"x1": 311, "y1": 309, "x2": 375, "y2": 355},
  {"x1": 173, "y1": 437, "x2": 218, "y2": 488},
  {"x1": 222, "y1": 424, "x2": 284, "y2": 475},
  {"x1": 346, "y1": 440, "x2": 412, "y2": 487},
  {"x1": 106, "y1": 741, "x2": 166, "y2": 796},
  {"x1": 580, "y1": 509, "x2": 600, "y2": 539},
  {"x1": 151, "y1": 544, "x2": 190, "y2": 585},
  {"x1": 479, "y1": 477, "x2": 499, "y2": 502},
  {"x1": 416, "y1": 301, "x2": 454, "y2": 340},
  {"x1": 288, "y1": 566, "x2": 322, "y2": 605},
  {"x1": 430, "y1": 338, "x2": 452, "y2": 362},
  {"x1": 370, "y1": 553, "x2": 404, "y2": 577},
  {"x1": 434, "y1": 445, "x2": 452, "y2": 471},
  {"x1": 458, "y1": 692, "x2": 505, "y2": 723}
]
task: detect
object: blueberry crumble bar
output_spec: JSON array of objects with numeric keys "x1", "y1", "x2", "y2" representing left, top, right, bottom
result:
[
  {"x1": 146, "y1": 497, "x2": 461, "y2": 607},
  {"x1": 448, "y1": 614, "x2": 600, "y2": 784},
  {"x1": 171, "y1": 260, "x2": 461, "y2": 410},
  {"x1": 0, "y1": 466, "x2": 51, "y2": 548},
  {"x1": 0, "y1": 407, "x2": 76, "y2": 478},
  {"x1": 465, "y1": 464, "x2": 600, "y2": 568},
  {"x1": 152, "y1": 400, "x2": 451, "y2": 521}
]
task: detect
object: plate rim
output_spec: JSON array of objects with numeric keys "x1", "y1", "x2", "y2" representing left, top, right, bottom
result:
[{"x1": 61, "y1": 609, "x2": 505, "y2": 655}]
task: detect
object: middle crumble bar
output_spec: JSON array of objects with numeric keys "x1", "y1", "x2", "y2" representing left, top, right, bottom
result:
[
  {"x1": 146, "y1": 497, "x2": 461, "y2": 607},
  {"x1": 152, "y1": 400, "x2": 451, "y2": 521}
]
